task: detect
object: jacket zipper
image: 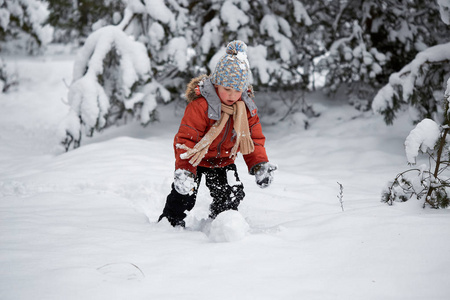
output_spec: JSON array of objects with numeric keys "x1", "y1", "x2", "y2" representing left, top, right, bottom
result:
[{"x1": 216, "y1": 118, "x2": 231, "y2": 158}]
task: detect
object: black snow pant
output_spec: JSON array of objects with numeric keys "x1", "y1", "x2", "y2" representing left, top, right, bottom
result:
[{"x1": 159, "y1": 164, "x2": 245, "y2": 227}]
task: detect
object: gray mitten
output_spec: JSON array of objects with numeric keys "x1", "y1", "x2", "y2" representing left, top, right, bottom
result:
[
  {"x1": 174, "y1": 169, "x2": 195, "y2": 195},
  {"x1": 253, "y1": 162, "x2": 277, "y2": 188}
]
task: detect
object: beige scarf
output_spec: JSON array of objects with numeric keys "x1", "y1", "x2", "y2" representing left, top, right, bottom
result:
[{"x1": 177, "y1": 101, "x2": 254, "y2": 167}]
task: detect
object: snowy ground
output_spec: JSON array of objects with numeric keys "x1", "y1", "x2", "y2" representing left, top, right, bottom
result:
[{"x1": 1, "y1": 55, "x2": 450, "y2": 300}]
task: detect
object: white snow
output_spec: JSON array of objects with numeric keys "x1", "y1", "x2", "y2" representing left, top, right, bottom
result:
[
  {"x1": 162, "y1": 37, "x2": 188, "y2": 71},
  {"x1": 1, "y1": 55, "x2": 450, "y2": 299},
  {"x1": 200, "y1": 18, "x2": 222, "y2": 54},
  {"x1": 144, "y1": 0, "x2": 175, "y2": 27},
  {"x1": 220, "y1": 0, "x2": 249, "y2": 32},
  {"x1": 293, "y1": 0, "x2": 312, "y2": 25},
  {"x1": 0, "y1": 8, "x2": 10, "y2": 31},
  {"x1": 226, "y1": 169, "x2": 241, "y2": 187},
  {"x1": 259, "y1": 14, "x2": 295, "y2": 63},
  {"x1": 438, "y1": 0, "x2": 450, "y2": 25},
  {"x1": 404, "y1": 119, "x2": 441, "y2": 164},
  {"x1": 1, "y1": 0, "x2": 54, "y2": 51},
  {"x1": 208, "y1": 210, "x2": 249, "y2": 242},
  {"x1": 446, "y1": 77, "x2": 450, "y2": 99},
  {"x1": 373, "y1": 42, "x2": 450, "y2": 112}
]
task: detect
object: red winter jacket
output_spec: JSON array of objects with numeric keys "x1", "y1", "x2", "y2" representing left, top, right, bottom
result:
[{"x1": 174, "y1": 76, "x2": 268, "y2": 175}]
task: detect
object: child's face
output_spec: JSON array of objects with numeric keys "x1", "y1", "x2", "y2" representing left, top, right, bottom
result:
[{"x1": 217, "y1": 85, "x2": 243, "y2": 106}]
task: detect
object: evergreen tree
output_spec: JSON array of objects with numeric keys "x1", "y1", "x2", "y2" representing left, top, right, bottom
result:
[
  {"x1": 316, "y1": 0, "x2": 449, "y2": 110},
  {"x1": 47, "y1": 0, "x2": 125, "y2": 43},
  {"x1": 117, "y1": 0, "x2": 192, "y2": 92},
  {"x1": 0, "y1": 56, "x2": 18, "y2": 92},
  {"x1": 371, "y1": 0, "x2": 450, "y2": 125},
  {"x1": 0, "y1": 0, "x2": 53, "y2": 54},
  {"x1": 188, "y1": 0, "x2": 313, "y2": 88},
  {"x1": 380, "y1": 0, "x2": 450, "y2": 209},
  {"x1": 0, "y1": 0, "x2": 53, "y2": 94},
  {"x1": 60, "y1": 25, "x2": 170, "y2": 151}
]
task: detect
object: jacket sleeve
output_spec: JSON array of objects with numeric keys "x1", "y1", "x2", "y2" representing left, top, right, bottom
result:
[
  {"x1": 243, "y1": 112, "x2": 268, "y2": 173},
  {"x1": 173, "y1": 99, "x2": 209, "y2": 175}
]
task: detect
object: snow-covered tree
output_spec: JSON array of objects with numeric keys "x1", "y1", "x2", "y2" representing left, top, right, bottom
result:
[
  {"x1": 380, "y1": 0, "x2": 450, "y2": 208},
  {"x1": 0, "y1": 56, "x2": 18, "y2": 92},
  {"x1": 371, "y1": 0, "x2": 450, "y2": 125},
  {"x1": 372, "y1": 42, "x2": 450, "y2": 125},
  {"x1": 382, "y1": 113, "x2": 450, "y2": 209},
  {"x1": 315, "y1": 0, "x2": 449, "y2": 109},
  {"x1": 117, "y1": 0, "x2": 191, "y2": 90},
  {"x1": 47, "y1": 0, "x2": 125, "y2": 43},
  {"x1": 189, "y1": 0, "x2": 313, "y2": 88},
  {"x1": 0, "y1": 0, "x2": 53, "y2": 54},
  {"x1": 60, "y1": 25, "x2": 170, "y2": 151},
  {"x1": 317, "y1": 20, "x2": 386, "y2": 109}
]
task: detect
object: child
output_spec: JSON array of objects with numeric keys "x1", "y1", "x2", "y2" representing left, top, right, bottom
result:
[{"x1": 158, "y1": 40, "x2": 277, "y2": 227}]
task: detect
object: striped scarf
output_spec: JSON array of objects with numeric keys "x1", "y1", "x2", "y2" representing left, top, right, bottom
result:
[{"x1": 176, "y1": 101, "x2": 254, "y2": 167}]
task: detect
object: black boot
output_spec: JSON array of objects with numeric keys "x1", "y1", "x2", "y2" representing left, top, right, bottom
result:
[
  {"x1": 158, "y1": 214, "x2": 186, "y2": 227},
  {"x1": 158, "y1": 183, "x2": 197, "y2": 228}
]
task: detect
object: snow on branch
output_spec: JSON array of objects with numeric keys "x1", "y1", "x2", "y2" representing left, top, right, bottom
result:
[
  {"x1": 0, "y1": 0, "x2": 53, "y2": 51},
  {"x1": 61, "y1": 25, "x2": 153, "y2": 151},
  {"x1": 390, "y1": 42, "x2": 450, "y2": 101},
  {"x1": 259, "y1": 14, "x2": 295, "y2": 63},
  {"x1": 293, "y1": 0, "x2": 312, "y2": 26},
  {"x1": 72, "y1": 25, "x2": 150, "y2": 97},
  {"x1": 220, "y1": 0, "x2": 250, "y2": 32},
  {"x1": 438, "y1": 0, "x2": 450, "y2": 25},
  {"x1": 372, "y1": 42, "x2": 450, "y2": 121},
  {"x1": 404, "y1": 118, "x2": 440, "y2": 164}
]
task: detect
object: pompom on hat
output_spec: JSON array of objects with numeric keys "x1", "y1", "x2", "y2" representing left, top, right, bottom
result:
[{"x1": 210, "y1": 40, "x2": 250, "y2": 92}]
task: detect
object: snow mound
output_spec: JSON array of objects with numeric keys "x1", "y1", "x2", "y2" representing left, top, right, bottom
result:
[{"x1": 208, "y1": 210, "x2": 249, "y2": 243}]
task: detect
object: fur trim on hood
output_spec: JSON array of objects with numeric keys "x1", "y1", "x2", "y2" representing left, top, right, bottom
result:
[{"x1": 185, "y1": 74, "x2": 254, "y2": 103}]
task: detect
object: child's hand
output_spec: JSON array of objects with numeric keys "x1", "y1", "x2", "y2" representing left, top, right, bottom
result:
[
  {"x1": 254, "y1": 162, "x2": 277, "y2": 188},
  {"x1": 174, "y1": 169, "x2": 195, "y2": 195}
]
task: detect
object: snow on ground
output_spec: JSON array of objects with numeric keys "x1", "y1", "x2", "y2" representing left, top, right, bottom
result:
[{"x1": 1, "y1": 55, "x2": 450, "y2": 300}]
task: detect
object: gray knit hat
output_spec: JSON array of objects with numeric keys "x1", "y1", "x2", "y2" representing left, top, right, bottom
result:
[{"x1": 210, "y1": 40, "x2": 250, "y2": 92}]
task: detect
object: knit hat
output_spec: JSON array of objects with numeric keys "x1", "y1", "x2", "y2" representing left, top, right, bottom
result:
[{"x1": 210, "y1": 40, "x2": 250, "y2": 92}]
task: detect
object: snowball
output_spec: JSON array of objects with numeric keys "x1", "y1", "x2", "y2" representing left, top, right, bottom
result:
[
  {"x1": 208, "y1": 211, "x2": 249, "y2": 243},
  {"x1": 404, "y1": 119, "x2": 440, "y2": 164}
]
